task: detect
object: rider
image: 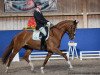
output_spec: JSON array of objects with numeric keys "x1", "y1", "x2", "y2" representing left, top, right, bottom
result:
[{"x1": 33, "y1": 2, "x2": 51, "y2": 50}]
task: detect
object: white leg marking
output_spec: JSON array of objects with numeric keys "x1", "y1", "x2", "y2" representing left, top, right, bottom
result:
[
  {"x1": 5, "y1": 67, "x2": 8, "y2": 72},
  {"x1": 29, "y1": 62, "x2": 34, "y2": 71},
  {"x1": 40, "y1": 67, "x2": 44, "y2": 74},
  {"x1": 67, "y1": 60, "x2": 73, "y2": 69}
]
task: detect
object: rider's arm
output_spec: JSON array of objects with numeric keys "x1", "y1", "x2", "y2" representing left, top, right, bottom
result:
[{"x1": 34, "y1": 10, "x2": 48, "y2": 24}]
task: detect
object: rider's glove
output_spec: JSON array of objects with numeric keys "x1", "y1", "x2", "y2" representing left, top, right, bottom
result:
[{"x1": 46, "y1": 22, "x2": 51, "y2": 27}]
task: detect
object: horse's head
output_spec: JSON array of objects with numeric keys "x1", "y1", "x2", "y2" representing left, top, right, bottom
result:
[
  {"x1": 65, "y1": 20, "x2": 78, "y2": 40},
  {"x1": 50, "y1": 20, "x2": 78, "y2": 40}
]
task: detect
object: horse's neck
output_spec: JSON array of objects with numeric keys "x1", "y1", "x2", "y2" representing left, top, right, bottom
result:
[{"x1": 50, "y1": 26, "x2": 66, "y2": 41}]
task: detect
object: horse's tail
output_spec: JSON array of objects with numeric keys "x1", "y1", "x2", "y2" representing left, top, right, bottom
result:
[{"x1": 2, "y1": 39, "x2": 14, "y2": 64}]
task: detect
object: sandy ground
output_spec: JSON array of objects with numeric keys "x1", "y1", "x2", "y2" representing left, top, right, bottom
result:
[{"x1": 0, "y1": 59, "x2": 100, "y2": 75}]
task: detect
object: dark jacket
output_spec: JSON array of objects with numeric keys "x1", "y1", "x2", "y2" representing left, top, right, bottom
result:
[{"x1": 33, "y1": 10, "x2": 48, "y2": 29}]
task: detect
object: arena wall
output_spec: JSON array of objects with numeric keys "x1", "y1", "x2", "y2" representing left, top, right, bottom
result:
[
  {"x1": 0, "y1": 28, "x2": 100, "y2": 57},
  {"x1": 0, "y1": 0, "x2": 100, "y2": 30}
]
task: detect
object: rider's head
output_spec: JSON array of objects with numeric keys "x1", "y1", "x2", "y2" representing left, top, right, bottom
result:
[{"x1": 35, "y1": 2, "x2": 42, "y2": 9}]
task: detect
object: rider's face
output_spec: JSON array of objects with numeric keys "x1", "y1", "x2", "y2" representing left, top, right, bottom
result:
[{"x1": 37, "y1": 5, "x2": 42, "y2": 10}]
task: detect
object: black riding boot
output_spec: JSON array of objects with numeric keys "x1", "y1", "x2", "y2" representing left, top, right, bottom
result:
[{"x1": 41, "y1": 36, "x2": 47, "y2": 50}]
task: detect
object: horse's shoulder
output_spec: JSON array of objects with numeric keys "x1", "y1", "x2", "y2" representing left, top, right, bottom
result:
[
  {"x1": 23, "y1": 30, "x2": 33, "y2": 33},
  {"x1": 17, "y1": 30, "x2": 33, "y2": 36}
]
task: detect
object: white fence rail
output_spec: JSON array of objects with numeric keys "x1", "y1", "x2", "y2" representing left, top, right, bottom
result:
[
  {"x1": 80, "y1": 51, "x2": 100, "y2": 60},
  {"x1": 29, "y1": 51, "x2": 69, "y2": 60}
]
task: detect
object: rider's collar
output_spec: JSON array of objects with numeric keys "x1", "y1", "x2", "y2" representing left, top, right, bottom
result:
[{"x1": 36, "y1": 8, "x2": 41, "y2": 13}]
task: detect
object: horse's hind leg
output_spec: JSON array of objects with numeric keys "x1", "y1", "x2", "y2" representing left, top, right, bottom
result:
[
  {"x1": 5, "y1": 43, "x2": 23, "y2": 72},
  {"x1": 5, "y1": 49, "x2": 19, "y2": 72},
  {"x1": 23, "y1": 49, "x2": 34, "y2": 71},
  {"x1": 51, "y1": 48, "x2": 73, "y2": 69},
  {"x1": 41, "y1": 51, "x2": 53, "y2": 73}
]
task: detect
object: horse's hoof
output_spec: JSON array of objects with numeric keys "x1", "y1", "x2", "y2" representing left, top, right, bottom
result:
[
  {"x1": 5, "y1": 67, "x2": 8, "y2": 73},
  {"x1": 31, "y1": 68, "x2": 34, "y2": 71},
  {"x1": 40, "y1": 67, "x2": 44, "y2": 74},
  {"x1": 69, "y1": 66, "x2": 73, "y2": 69},
  {"x1": 41, "y1": 69, "x2": 44, "y2": 74},
  {"x1": 69, "y1": 66, "x2": 74, "y2": 70}
]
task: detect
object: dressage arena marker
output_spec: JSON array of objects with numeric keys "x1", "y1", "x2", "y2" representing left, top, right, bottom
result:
[
  {"x1": 29, "y1": 51, "x2": 69, "y2": 60},
  {"x1": 68, "y1": 41, "x2": 78, "y2": 60},
  {"x1": 80, "y1": 51, "x2": 100, "y2": 60},
  {"x1": 12, "y1": 53, "x2": 20, "y2": 62}
]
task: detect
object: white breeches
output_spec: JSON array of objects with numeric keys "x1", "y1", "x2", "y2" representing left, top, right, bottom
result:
[{"x1": 39, "y1": 27, "x2": 47, "y2": 36}]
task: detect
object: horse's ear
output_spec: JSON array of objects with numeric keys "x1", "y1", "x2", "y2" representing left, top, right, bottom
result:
[{"x1": 74, "y1": 20, "x2": 79, "y2": 24}]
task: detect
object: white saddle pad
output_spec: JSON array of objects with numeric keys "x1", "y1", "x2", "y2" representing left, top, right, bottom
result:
[{"x1": 32, "y1": 30, "x2": 49, "y2": 40}]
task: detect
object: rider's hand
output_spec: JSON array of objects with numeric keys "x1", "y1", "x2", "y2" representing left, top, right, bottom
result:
[
  {"x1": 47, "y1": 22, "x2": 51, "y2": 25},
  {"x1": 47, "y1": 22, "x2": 51, "y2": 27}
]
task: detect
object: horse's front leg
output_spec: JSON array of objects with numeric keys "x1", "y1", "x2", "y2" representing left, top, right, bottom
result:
[
  {"x1": 41, "y1": 51, "x2": 53, "y2": 74},
  {"x1": 51, "y1": 48, "x2": 73, "y2": 69}
]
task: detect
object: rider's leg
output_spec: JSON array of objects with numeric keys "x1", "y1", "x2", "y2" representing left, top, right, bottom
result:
[
  {"x1": 39, "y1": 27, "x2": 47, "y2": 36},
  {"x1": 41, "y1": 36, "x2": 47, "y2": 50},
  {"x1": 39, "y1": 27, "x2": 47, "y2": 50}
]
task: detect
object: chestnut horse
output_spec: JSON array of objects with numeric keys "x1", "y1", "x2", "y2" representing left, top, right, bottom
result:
[{"x1": 2, "y1": 20, "x2": 78, "y2": 72}]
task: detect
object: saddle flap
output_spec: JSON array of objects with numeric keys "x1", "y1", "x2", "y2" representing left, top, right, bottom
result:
[
  {"x1": 32, "y1": 30, "x2": 49, "y2": 41},
  {"x1": 32, "y1": 30, "x2": 41, "y2": 40}
]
